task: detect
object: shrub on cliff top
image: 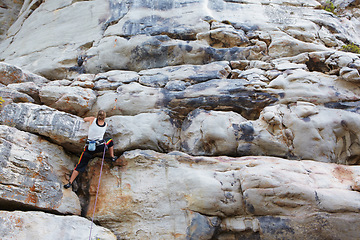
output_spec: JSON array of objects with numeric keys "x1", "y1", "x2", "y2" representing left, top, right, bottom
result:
[
  {"x1": 323, "y1": 1, "x2": 336, "y2": 13},
  {"x1": 342, "y1": 43, "x2": 360, "y2": 54}
]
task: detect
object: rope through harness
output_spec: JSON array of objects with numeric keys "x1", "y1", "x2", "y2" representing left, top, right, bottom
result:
[{"x1": 89, "y1": 144, "x2": 107, "y2": 240}]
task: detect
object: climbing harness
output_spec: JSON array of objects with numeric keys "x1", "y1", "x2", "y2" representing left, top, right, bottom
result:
[
  {"x1": 89, "y1": 143, "x2": 107, "y2": 240},
  {"x1": 86, "y1": 139, "x2": 106, "y2": 152}
]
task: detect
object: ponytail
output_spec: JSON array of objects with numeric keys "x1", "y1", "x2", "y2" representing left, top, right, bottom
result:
[{"x1": 97, "y1": 110, "x2": 106, "y2": 120}]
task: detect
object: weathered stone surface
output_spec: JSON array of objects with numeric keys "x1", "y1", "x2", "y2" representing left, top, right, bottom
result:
[
  {"x1": 0, "y1": 211, "x2": 116, "y2": 240},
  {"x1": 2, "y1": 1, "x2": 360, "y2": 239},
  {"x1": 0, "y1": 0, "x2": 23, "y2": 41},
  {"x1": 268, "y1": 32, "x2": 329, "y2": 58},
  {"x1": 88, "y1": 83, "x2": 163, "y2": 117},
  {"x1": 167, "y1": 78, "x2": 279, "y2": 120},
  {"x1": 340, "y1": 66, "x2": 360, "y2": 82},
  {"x1": 7, "y1": 82, "x2": 41, "y2": 103},
  {"x1": 85, "y1": 35, "x2": 263, "y2": 73},
  {"x1": 0, "y1": 0, "x2": 109, "y2": 79},
  {"x1": 39, "y1": 85, "x2": 97, "y2": 116},
  {"x1": 82, "y1": 150, "x2": 360, "y2": 240},
  {"x1": 267, "y1": 69, "x2": 360, "y2": 104},
  {"x1": 90, "y1": 78, "x2": 278, "y2": 120},
  {"x1": 0, "y1": 125, "x2": 80, "y2": 215},
  {"x1": 138, "y1": 61, "x2": 231, "y2": 88},
  {"x1": 1, "y1": 0, "x2": 360, "y2": 78},
  {"x1": 0, "y1": 102, "x2": 179, "y2": 155},
  {"x1": 197, "y1": 21, "x2": 249, "y2": 48},
  {"x1": 0, "y1": 103, "x2": 88, "y2": 153},
  {"x1": 181, "y1": 103, "x2": 360, "y2": 164},
  {"x1": 93, "y1": 70, "x2": 139, "y2": 90},
  {"x1": 0, "y1": 62, "x2": 48, "y2": 85},
  {"x1": 107, "y1": 111, "x2": 180, "y2": 153},
  {"x1": 0, "y1": 86, "x2": 35, "y2": 105}
]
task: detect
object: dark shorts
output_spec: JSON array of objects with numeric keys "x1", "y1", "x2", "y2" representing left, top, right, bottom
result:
[{"x1": 74, "y1": 138, "x2": 114, "y2": 172}]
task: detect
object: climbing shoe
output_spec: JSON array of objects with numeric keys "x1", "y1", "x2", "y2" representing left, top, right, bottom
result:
[
  {"x1": 111, "y1": 156, "x2": 118, "y2": 162},
  {"x1": 64, "y1": 182, "x2": 72, "y2": 189}
]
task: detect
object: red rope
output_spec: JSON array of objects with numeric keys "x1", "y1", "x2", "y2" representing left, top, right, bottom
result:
[{"x1": 89, "y1": 144, "x2": 107, "y2": 240}]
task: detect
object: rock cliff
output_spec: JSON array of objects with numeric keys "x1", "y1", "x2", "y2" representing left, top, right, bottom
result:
[{"x1": 1, "y1": 0, "x2": 360, "y2": 239}]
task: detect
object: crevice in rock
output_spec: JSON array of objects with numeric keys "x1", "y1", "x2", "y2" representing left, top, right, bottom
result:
[
  {"x1": 29, "y1": 0, "x2": 43, "y2": 12},
  {"x1": 0, "y1": 197, "x2": 66, "y2": 216},
  {"x1": 305, "y1": 57, "x2": 331, "y2": 73},
  {"x1": 324, "y1": 100, "x2": 360, "y2": 112},
  {"x1": 101, "y1": 0, "x2": 132, "y2": 33}
]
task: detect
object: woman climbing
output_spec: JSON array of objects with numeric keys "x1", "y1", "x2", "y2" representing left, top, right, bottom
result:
[{"x1": 64, "y1": 110, "x2": 117, "y2": 189}]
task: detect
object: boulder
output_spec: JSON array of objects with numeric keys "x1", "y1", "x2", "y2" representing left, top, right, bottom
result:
[
  {"x1": 7, "y1": 82, "x2": 41, "y2": 103},
  {"x1": 88, "y1": 83, "x2": 164, "y2": 117},
  {"x1": 138, "y1": 61, "x2": 231, "y2": 88},
  {"x1": 0, "y1": 0, "x2": 23, "y2": 41},
  {"x1": 0, "y1": 103, "x2": 179, "y2": 155},
  {"x1": 93, "y1": 70, "x2": 139, "y2": 91},
  {"x1": 340, "y1": 67, "x2": 360, "y2": 82},
  {"x1": 180, "y1": 103, "x2": 360, "y2": 164},
  {"x1": 0, "y1": 62, "x2": 48, "y2": 86},
  {"x1": 39, "y1": 85, "x2": 97, "y2": 116},
  {"x1": 0, "y1": 103, "x2": 88, "y2": 153},
  {"x1": 0, "y1": 211, "x2": 116, "y2": 240},
  {"x1": 81, "y1": 149, "x2": 360, "y2": 240},
  {"x1": 0, "y1": 125, "x2": 80, "y2": 215},
  {"x1": 84, "y1": 35, "x2": 264, "y2": 73},
  {"x1": 267, "y1": 69, "x2": 360, "y2": 104},
  {"x1": 0, "y1": 86, "x2": 35, "y2": 105},
  {"x1": 89, "y1": 78, "x2": 279, "y2": 120},
  {"x1": 107, "y1": 111, "x2": 180, "y2": 153}
]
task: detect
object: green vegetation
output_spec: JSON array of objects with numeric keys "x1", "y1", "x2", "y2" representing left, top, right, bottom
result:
[
  {"x1": 342, "y1": 43, "x2": 360, "y2": 54},
  {"x1": 318, "y1": 1, "x2": 336, "y2": 14}
]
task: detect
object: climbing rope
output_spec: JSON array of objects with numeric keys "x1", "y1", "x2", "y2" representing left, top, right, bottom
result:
[{"x1": 89, "y1": 144, "x2": 107, "y2": 240}]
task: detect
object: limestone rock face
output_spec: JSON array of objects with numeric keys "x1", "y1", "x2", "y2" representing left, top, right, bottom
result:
[
  {"x1": 0, "y1": 103, "x2": 88, "y2": 153},
  {"x1": 0, "y1": 62, "x2": 48, "y2": 85},
  {"x1": 1, "y1": 0, "x2": 359, "y2": 79},
  {"x1": 0, "y1": 0, "x2": 23, "y2": 41},
  {"x1": 0, "y1": 211, "x2": 117, "y2": 240},
  {"x1": 1, "y1": 0, "x2": 360, "y2": 239},
  {"x1": 107, "y1": 111, "x2": 180, "y2": 153},
  {"x1": 39, "y1": 85, "x2": 96, "y2": 116},
  {"x1": 83, "y1": 150, "x2": 360, "y2": 240},
  {"x1": 181, "y1": 103, "x2": 360, "y2": 164},
  {"x1": 0, "y1": 125, "x2": 80, "y2": 215}
]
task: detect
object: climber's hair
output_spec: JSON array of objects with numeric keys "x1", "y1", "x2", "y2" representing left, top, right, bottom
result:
[{"x1": 97, "y1": 110, "x2": 106, "y2": 121}]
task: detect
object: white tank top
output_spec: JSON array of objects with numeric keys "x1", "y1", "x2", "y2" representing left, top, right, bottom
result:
[{"x1": 87, "y1": 118, "x2": 107, "y2": 140}]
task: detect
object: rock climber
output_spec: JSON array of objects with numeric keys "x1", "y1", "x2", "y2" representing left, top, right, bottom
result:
[{"x1": 64, "y1": 110, "x2": 118, "y2": 189}]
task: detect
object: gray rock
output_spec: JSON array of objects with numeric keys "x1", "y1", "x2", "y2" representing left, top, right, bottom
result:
[
  {"x1": 340, "y1": 67, "x2": 360, "y2": 82},
  {"x1": 0, "y1": 103, "x2": 87, "y2": 153},
  {"x1": 0, "y1": 0, "x2": 23, "y2": 41},
  {"x1": 164, "y1": 80, "x2": 189, "y2": 91},
  {"x1": 82, "y1": 149, "x2": 360, "y2": 240},
  {"x1": 94, "y1": 70, "x2": 139, "y2": 90},
  {"x1": 139, "y1": 61, "x2": 231, "y2": 86},
  {"x1": 0, "y1": 125, "x2": 80, "y2": 215},
  {"x1": 107, "y1": 111, "x2": 180, "y2": 154},
  {"x1": 0, "y1": 86, "x2": 35, "y2": 105},
  {"x1": 85, "y1": 35, "x2": 263, "y2": 73},
  {"x1": 0, "y1": 211, "x2": 116, "y2": 240},
  {"x1": 0, "y1": 62, "x2": 48, "y2": 86},
  {"x1": 7, "y1": 82, "x2": 41, "y2": 103},
  {"x1": 39, "y1": 85, "x2": 96, "y2": 116},
  {"x1": 181, "y1": 103, "x2": 360, "y2": 164}
]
